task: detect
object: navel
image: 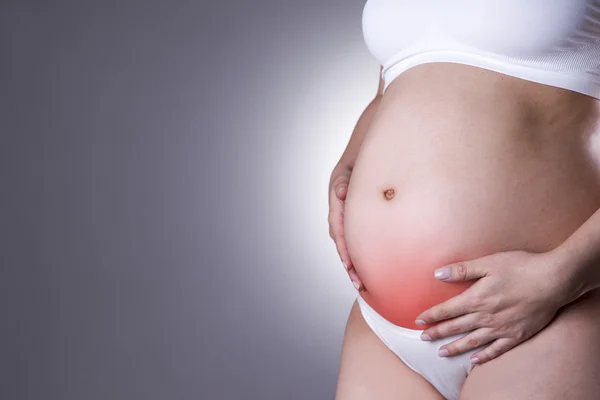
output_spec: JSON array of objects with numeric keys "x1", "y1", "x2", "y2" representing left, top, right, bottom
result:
[{"x1": 382, "y1": 187, "x2": 396, "y2": 200}]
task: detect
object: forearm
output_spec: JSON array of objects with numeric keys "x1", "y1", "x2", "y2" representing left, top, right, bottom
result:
[
  {"x1": 551, "y1": 206, "x2": 600, "y2": 304},
  {"x1": 337, "y1": 95, "x2": 382, "y2": 168}
]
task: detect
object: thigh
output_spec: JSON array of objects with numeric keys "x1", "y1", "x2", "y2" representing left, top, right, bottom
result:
[
  {"x1": 335, "y1": 299, "x2": 445, "y2": 400},
  {"x1": 459, "y1": 289, "x2": 600, "y2": 400}
]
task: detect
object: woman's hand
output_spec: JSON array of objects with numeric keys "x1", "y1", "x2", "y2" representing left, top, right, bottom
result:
[
  {"x1": 328, "y1": 163, "x2": 365, "y2": 291},
  {"x1": 414, "y1": 250, "x2": 570, "y2": 365}
]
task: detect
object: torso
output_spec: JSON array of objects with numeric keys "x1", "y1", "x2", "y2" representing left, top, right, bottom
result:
[{"x1": 344, "y1": 62, "x2": 600, "y2": 329}]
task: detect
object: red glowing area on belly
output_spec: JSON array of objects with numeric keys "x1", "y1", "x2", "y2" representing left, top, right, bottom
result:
[{"x1": 351, "y1": 242, "x2": 476, "y2": 330}]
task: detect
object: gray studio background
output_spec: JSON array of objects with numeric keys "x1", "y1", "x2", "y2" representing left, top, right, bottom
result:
[{"x1": 2, "y1": 1, "x2": 379, "y2": 399}]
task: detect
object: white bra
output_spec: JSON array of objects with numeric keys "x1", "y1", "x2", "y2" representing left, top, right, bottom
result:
[{"x1": 362, "y1": 0, "x2": 600, "y2": 99}]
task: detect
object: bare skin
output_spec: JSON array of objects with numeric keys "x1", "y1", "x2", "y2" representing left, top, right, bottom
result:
[
  {"x1": 335, "y1": 300, "x2": 445, "y2": 400},
  {"x1": 332, "y1": 62, "x2": 600, "y2": 399}
]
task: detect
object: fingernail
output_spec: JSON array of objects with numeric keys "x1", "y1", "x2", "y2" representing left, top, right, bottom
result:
[
  {"x1": 415, "y1": 319, "x2": 427, "y2": 326},
  {"x1": 471, "y1": 356, "x2": 480, "y2": 365},
  {"x1": 420, "y1": 333, "x2": 432, "y2": 341},
  {"x1": 434, "y1": 267, "x2": 451, "y2": 280},
  {"x1": 336, "y1": 186, "x2": 347, "y2": 196},
  {"x1": 352, "y1": 281, "x2": 360, "y2": 291},
  {"x1": 438, "y1": 348, "x2": 449, "y2": 357},
  {"x1": 342, "y1": 261, "x2": 349, "y2": 271}
]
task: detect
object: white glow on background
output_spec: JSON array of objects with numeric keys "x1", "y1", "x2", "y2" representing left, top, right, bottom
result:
[{"x1": 265, "y1": 35, "x2": 380, "y2": 336}]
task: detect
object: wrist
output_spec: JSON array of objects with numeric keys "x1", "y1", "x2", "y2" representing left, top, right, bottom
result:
[
  {"x1": 338, "y1": 155, "x2": 355, "y2": 170},
  {"x1": 547, "y1": 244, "x2": 589, "y2": 307},
  {"x1": 332, "y1": 160, "x2": 354, "y2": 179}
]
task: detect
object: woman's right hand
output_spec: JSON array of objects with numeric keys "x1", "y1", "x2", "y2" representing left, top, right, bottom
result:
[{"x1": 328, "y1": 163, "x2": 365, "y2": 292}]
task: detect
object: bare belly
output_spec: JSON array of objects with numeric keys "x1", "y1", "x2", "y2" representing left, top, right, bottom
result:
[{"x1": 344, "y1": 63, "x2": 600, "y2": 329}]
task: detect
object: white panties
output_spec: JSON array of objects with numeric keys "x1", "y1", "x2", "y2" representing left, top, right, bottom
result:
[{"x1": 357, "y1": 295, "x2": 489, "y2": 400}]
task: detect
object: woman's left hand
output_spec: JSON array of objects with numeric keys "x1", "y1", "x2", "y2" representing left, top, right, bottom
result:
[{"x1": 415, "y1": 250, "x2": 571, "y2": 366}]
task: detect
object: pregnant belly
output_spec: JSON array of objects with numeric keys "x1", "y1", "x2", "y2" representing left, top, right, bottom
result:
[
  {"x1": 345, "y1": 165, "x2": 600, "y2": 330},
  {"x1": 344, "y1": 176, "x2": 490, "y2": 329},
  {"x1": 343, "y1": 70, "x2": 600, "y2": 330}
]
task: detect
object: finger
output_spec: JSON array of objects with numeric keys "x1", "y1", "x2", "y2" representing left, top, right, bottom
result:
[
  {"x1": 327, "y1": 207, "x2": 342, "y2": 243},
  {"x1": 416, "y1": 291, "x2": 475, "y2": 324},
  {"x1": 327, "y1": 189, "x2": 345, "y2": 242},
  {"x1": 420, "y1": 312, "x2": 480, "y2": 341},
  {"x1": 330, "y1": 173, "x2": 350, "y2": 201},
  {"x1": 348, "y1": 268, "x2": 365, "y2": 291},
  {"x1": 469, "y1": 337, "x2": 516, "y2": 366},
  {"x1": 329, "y1": 179, "x2": 348, "y2": 206},
  {"x1": 330, "y1": 217, "x2": 351, "y2": 269},
  {"x1": 348, "y1": 275, "x2": 364, "y2": 292},
  {"x1": 335, "y1": 183, "x2": 348, "y2": 201},
  {"x1": 438, "y1": 327, "x2": 495, "y2": 358},
  {"x1": 434, "y1": 260, "x2": 488, "y2": 283},
  {"x1": 329, "y1": 218, "x2": 355, "y2": 277},
  {"x1": 328, "y1": 195, "x2": 352, "y2": 269},
  {"x1": 336, "y1": 232, "x2": 352, "y2": 271}
]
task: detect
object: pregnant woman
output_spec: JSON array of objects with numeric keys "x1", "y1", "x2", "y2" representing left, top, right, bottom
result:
[{"x1": 329, "y1": 2, "x2": 600, "y2": 399}]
